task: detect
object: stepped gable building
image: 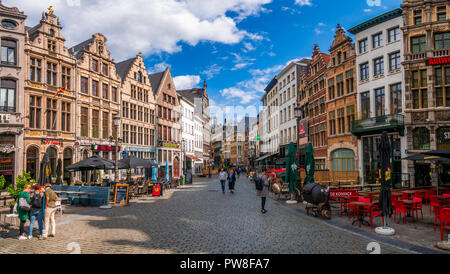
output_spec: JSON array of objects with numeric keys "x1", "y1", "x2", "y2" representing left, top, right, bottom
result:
[
  {"x1": 150, "y1": 67, "x2": 182, "y2": 179},
  {"x1": 305, "y1": 45, "x2": 330, "y2": 170},
  {"x1": 24, "y1": 8, "x2": 76, "y2": 183},
  {"x1": 401, "y1": 0, "x2": 450, "y2": 188},
  {"x1": 70, "y1": 33, "x2": 122, "y2": 182},
  {"x1": 349, "y1": 8, "x2": 406, "y2": 187},
  {"x1": 116, "y1": 53, "x2": 156, "y2": 173},
  {"x1": 0, "y1": 2, "x2": 26, "y2": 187},
  {"x1": 178, "y1": 81, "x2": 210, "y2": 171},
  {"x1": 326, "y1": 24, "x2": 358, "y2": 174}
]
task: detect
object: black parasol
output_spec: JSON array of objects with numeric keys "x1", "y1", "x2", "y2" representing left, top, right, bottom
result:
[
  {"x1": 118, "y1": 155, "x2": 155, "y2": 169},
  {"x1": 55, "y1": 158, "x2": 63, "y2": 185},
  {"x1": 378, "y1": 131, "x2": 393, "y2": 226},
  {"x1": 38, "y1": 153, "x2": 49, "y2": 186},
  {"x1": 65, "y1": 155, "x2": 115, "y2": 172}
]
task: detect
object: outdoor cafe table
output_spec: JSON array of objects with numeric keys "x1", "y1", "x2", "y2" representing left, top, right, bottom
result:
[
  {"x1": 349, "y1": 201, "x2": 375, "y2": 227},
  {"x1": 54, "y1": 191, "x2": 95, "y2": 206}
]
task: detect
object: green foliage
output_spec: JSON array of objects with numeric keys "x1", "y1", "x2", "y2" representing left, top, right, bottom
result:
[
  {"x1": 97, "y1": 170, "x2": 102, "y2": 184},
  {"x1": 0, "y1": 175, "x2": 5, "y2": 190},
  {"x1": 7, "y1": 171, "x2": 32, "y2": 201}
]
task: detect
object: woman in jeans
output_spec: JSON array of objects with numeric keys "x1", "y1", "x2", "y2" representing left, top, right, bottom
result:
[
  {"x1": 17, "y1": 185, "x2": 32, "y2": 240},
  {"x1": 218, "y1": 168, "x2": 228, "y2": 194},
  {"x1": 256, "y1": 168, "x2": 270, "y2": 214},
  {"x1": 28, "y1": 184, "x2": 45, "y2": 240}
]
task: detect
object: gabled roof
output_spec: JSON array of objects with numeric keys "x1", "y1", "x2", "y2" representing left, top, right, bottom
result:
[
  {"x1": 115, "y1": 57, "x2": 135, "y2": 80},
  {"x1": 348, "y1": 8, "x2": 402, "y2": 35},
  {"x1": 70, "y1": 37, "x2": 94, "y2": 59},
  {"x1": 148, "y1": 71, "x2": 165, "y2": 95}
]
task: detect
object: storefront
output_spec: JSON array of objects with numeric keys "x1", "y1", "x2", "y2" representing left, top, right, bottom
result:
[
  {"x1": 0, "y1": 134, "x2": 15, "y2": 186},
  {"x1": 437, "y1": 126, "x2": 450, "y2": 187}
]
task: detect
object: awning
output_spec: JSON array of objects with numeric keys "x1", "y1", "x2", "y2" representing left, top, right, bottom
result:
[
  {"x1": 186, "y1": 155, "x2": 200, "y2": 161},
  {"x1": 403, "y1": 153, "x2": 450, "y2": 162},
  {"x1": 255, "y1": 153, "x2": 275, "y2": 162},
  {"x1": 423, "y1": 149, "x2": 450, "y2": 159}
]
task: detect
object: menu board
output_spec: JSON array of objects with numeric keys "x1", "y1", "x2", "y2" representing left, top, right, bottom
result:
[{"x1": 114, "y1": 184, "x2": 129, "y2": 206}]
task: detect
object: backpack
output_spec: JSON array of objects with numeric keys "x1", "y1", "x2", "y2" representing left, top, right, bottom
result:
[
  {"x1": 18, "y1": 196, "x2": 31, "y2": 212},
  {"x1": 31, "y1": 193, "x2": 43, "y2": 209},
  {"x1": 255, "y1": 175, "x2": 264, "y2": 191}
]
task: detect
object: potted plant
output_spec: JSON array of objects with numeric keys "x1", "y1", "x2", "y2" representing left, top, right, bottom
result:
[
  {"x1": 0, "y1": 175, "x2": 5, "y2": 193},
  {"x1": 6, "y1": 172, "x2": 32, "y2": 213}
]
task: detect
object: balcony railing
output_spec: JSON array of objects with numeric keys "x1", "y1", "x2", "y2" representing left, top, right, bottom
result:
[{"x1": 351, "y1": 114, "x2": 405, "y2": 137}]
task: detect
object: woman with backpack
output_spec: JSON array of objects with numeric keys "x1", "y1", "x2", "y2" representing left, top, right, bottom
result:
[
  {"x1": 17, "y1": 185, "x2": 32, "y2": 240},
  {"x1": 28, "y1": 184, "x2": 45, "y2": 240},
  {"x1": 256, "y1": 167, "x2": 270, "y2": 214}
]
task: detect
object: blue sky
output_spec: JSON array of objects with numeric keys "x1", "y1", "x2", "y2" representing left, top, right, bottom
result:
[{"x1": 8, "y1": 0, "x2": 403, "y2": 121}]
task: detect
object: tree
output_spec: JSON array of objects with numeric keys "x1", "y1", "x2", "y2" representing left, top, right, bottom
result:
[{"x1": 7, "y1": 171, "x2": 32, "y2": 203}]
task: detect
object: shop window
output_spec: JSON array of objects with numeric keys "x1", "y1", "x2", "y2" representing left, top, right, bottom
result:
[
  {"x1": 413, "y1": 127, "x2": 430, "y2": 150},
  {"x1": 437, "y1": 127, "x2": 450, "y2": 150}
]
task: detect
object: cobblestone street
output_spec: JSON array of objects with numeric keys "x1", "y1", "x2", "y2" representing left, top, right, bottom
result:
[{"x1": 0, "y1": 176, "x2": 413, "y2": 254}]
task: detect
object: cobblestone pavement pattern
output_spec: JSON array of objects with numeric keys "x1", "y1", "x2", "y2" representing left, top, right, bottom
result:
[{"x1": 0, "y1": 176, "x2": 412, "y2": 254}]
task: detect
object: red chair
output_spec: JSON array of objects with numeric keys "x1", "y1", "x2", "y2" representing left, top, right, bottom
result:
[
  {"x1": 441, "y1": 208, "x2": 450, "y2": 241},
  {"x1": 414, "y1": 191, "x2": 423, "y2": 199},
  {"x1": 356, "y1": 197, "x2": 372, "y2": 220},
  {"x1": 443, "y1": 194, "x2": 450, "y2": 202},
  {"x1": 430, "y1": 195, "x2": 441, "y2": 215},
  {"x1": 344, "y1": 196, "x2": 359, "y2": 219},
  {"x1": 424, "y1": 190, "x2": 434, "y2": 205},
  {"x1": 401, "y1": 193, "x2": 409, "y2": 200},
  {"x1": 370, "y1": 203, "x2": 384, "y2": 229},
  {"x1": 394, "y1": 200, "x2": 407, "y2": 224},
  {"x1": 411, "y1": 197, "x2": 423, "y2": 221}
]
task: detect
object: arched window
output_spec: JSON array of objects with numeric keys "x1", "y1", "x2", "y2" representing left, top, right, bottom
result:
[
  {"x1": 332, "y1": 149, "x2": 355, "y2": 171},
  {"x1": 26, "y1": 146, "x2": 39, "y2": 180},
  {"x1": 436, "y1": 127, "x2": 450, "y2": 150},
  {"x1": 413, "y1": 127, "x2": 430, "y2": 150},
  {"x1": 46, "y1": 147, "x2": 58, "y2": 177}
]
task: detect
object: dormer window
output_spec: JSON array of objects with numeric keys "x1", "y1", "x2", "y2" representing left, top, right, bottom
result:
[
  {"x1": 92, "y1": 59, "x2": 98, "y2": 72},
  {"x1": 49, "y1": 29, "x2": 55, "y2": 36},
  {"x1": 47, "y1": 40, "x2": 56, "y2": 52},
  {"x1": 1, "y1": 20, "x2": 17, "y2": 30},
  {"x1": 137, "y1": 71, "x2": 142, "y2": 83}
]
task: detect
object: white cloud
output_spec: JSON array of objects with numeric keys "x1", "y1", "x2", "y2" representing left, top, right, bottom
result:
[
  {"x1": 173, "y1": 75, "x2": 201, "y2": 90},
  {"x1": 366, "y1": 0, "x2": 381, "y2": 7},
  {"x1": 201, "y1": 64, "x2": 223, "y2": 80},
  {"x1": 147, "y1": 62, "x2": 171, "y2": 73},
  {"x1": 243, "y1": 42, "x2": 256, "y2": 51},
  {"x1": 7, "y1": 0, "x2": 272, "y2": 60},
  {"x1": 219, "y1": 87, "x2": 259, "y2": 104},
  {"x1": 363, "y1": 9, "x2": 372, "y2": 13},
  {"x1": 295, "y1": 0, "x2": 313, "y2": 6}
]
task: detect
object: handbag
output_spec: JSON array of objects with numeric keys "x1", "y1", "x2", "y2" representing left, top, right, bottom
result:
[{"x1": 18, "y1": 196, "x2": 31, "y2": 212}]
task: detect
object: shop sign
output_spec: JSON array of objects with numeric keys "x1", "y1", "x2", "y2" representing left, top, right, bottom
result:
[
  {"x1": 61, "y1": 133, "x2": 72, "y2": 139},
  {"x1": 28, "y1": 82, "x2": 43, "y2": 89},
  {"x1": 158, "y1": 141, "x2": 180, "y2": 148},
  {"x1": 126, "y1": 146, "x2": 155, "y2": 152},
  {"x1": 445, "y1": 132, "x2": 450, "y2": 140},
  {"x1": 298, "y1": 120, "x2": 308, "y2": 139},
  {"x1": 428, "y1": 57, "x2": 450, "y2": 66},
  {"x1": 42, "y1": 140, "x2": 60, "y2": 146},
  {"x1": 28, "y1": 131, "x2": 41, "y2": 136},
  {"x1": 0, "y1": 114, "x2": 10, "y2": 123},
  {"x1": 92, "y1": 145, "x2": 120, "y2": 152}
]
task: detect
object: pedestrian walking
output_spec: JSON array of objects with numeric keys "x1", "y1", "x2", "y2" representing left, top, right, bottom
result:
[
  {"x1": 43, "y1": 183, "x2": 58, "y2": 239},
  {"x1": 227, "y1": 168, "x2": 236, "y2": 194},
  {"x1": 218, "y1": 168, "x2": 228, "y2": 194},
  {"x1": 16, "y1": 185, "x2": 32, "y2": 240},
  {"x1": 28, "y1": 184, "x2": 45, "y2": 240},
  {"x1": 256, "y1": 168, "x2": 270, "y2": 214}
]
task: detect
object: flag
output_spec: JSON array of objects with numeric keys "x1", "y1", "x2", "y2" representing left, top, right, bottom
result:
[{"x1": 52, "y1": 83, "x2": 69, "y2": 99}]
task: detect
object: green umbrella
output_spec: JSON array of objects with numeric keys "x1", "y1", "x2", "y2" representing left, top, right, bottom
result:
[
  {"x1": 285, "y1": 142, "x2": 298, "y2": 194},
  {"x1": 303, "y1": 142, "x2": 315, "y2": 185}
]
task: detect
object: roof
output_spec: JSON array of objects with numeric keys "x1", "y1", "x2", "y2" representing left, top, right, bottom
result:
[
  {"x1": 70, "y1": 37, "x2": 94, "y2": 59},
  {"x1": 348, "y1": 8, "x2": 402, "y2": 35},
  {"x1": 264, "y1": 77, "x2": 278, "y2": 93},
  {"x1": 177, "y1": 88, "x2": 206, "y2": 104},
  {"x1": 115, "y1": 57, "x2": 135, "y2": 80},
  {"x1": 148, "y1": 71, "x2": 165, "y2": 95}
]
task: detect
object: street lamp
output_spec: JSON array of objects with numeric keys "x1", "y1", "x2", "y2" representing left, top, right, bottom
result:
[
  {"x1": 113, "y1": 114, "x2": 120, "y2": 184},
  {"x1": 292, "y1": 105, "x2": 302, "y2": 203}
]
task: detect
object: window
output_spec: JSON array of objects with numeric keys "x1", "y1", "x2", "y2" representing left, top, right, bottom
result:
[
  {"x1": 92, "y1": 59, "x2": 98, "y2": 72},
  {"x1": 102, "y1": 63, "x2": 108, "y2": 76},
  {"x1": 61, "y1": 67, "x2": 71, "y2": 90},
  {"x1": 29, "y1": 95, "x2": 41, "y2": 129},
  {"x1": 329, "y1": 111, "x2": 336, "y2": 136},
  {"x1": 110, "y1": 86, "x2": 117, "y2": 102},
  {"x1": 435, "y1": 33, "x2": 450, "y2": 50},
  {"x1": 92, "y1": 110, "x2": 99, "y2": 138},
  {"x1": 437, "y1": 6, "x2": 447, "y2": 22},
  {"x1": 102, "y1": 83, "x2": 108, "y2": 99},
  {"x1": 414, "y1": 10, "x2": 422, "y2": 25},
  {"x1": 372, "y1": 33, "x2": 383, "y2": 48},
  {"x1": 30, "y1": 58, "x2": 42, "y2": 82},
  {"x1": 47, "y1": 40, "x2": 56, "y2": 52},
  {"x1": 137, "y1": 72, "x2": 142, "y2": 83},
  {"x1": 388, "y1": 27, "x2": 400, "y2": 43},
  {"x1": 411, "y1": 36, "x2": 426, "y2": 53},
  {"x1": 80, "y1": 77, "x2": 88, "y2": 94},
  {"x1": 102, "y1": 112, "x2": 109, "y2": 139},
  {"x1": 360, "y1": 63, "x2": 369, "y2": 80},
  {"x1": 46, "y1": 62, "x2": 57, "y2": 86},
  {"x1": 413, "y1": 127, "x2": 430, "y2": 150},
  {"x1": 61, "y1": 102, "x2": 70, "y2": 132},
  {"x1": 337, "y1": 108, "x2": 345, "y2": 134},
  {"x1": 46, "y1": 98, "x2": 57, "y2": 130},
  {"x1": 0, "y1": 79, "x2": 15, "y2": 112},
  {"x1": 437, "y1": 127, "x2": 450, "y2": 150},
  {"x1": 345, "y1": 70, "x2": 354, "y2": 94},
  {"x1": 332, "y1": 149, "x2": 355, "y2": 171},
  {"x1": 375, "y1": 87, "x2": 385, "y2": 117},
  {"x1": 389, "y1": 52, "x2": 401, "y2": 71},
  {"x1": 359, "y1": 39, "x2": 368, "y2": 54},
  {"x1": 123, "y1": 124, "x2": 129, "y2": 143},
  {"x1": 361, "y1": 91, "x2": 370, "y2": 119},
  {"x1": 346, "y1": 105, "x2": 355, "y2": 132},
  {"x1": 336, "y1": 74, "x2": 344, "y2": 97},
  {"x1": 411, "y1": 70, "x2": 428, "y2": 109},
  {"x1": 328, "y1": 78, "x2": 335, "y2": 100},
  {"x1": 390, "y1": 83, "x2": 402, "y2": 114},
  {"x1": 373, "y1": 57, "x2": 384, "y2": 76},
  {"x1": 92, "y1": 80, "x2": 99, "y2": 97},
  {"x1": 80, "y1": 107, "x2": 88, "y2": 137},
  {"x1": 112, "y1": 113, "x2": 118, "y2": 139},
  {"x1": 435, "y1": 67, "x2": 450, "y2": 107}
]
